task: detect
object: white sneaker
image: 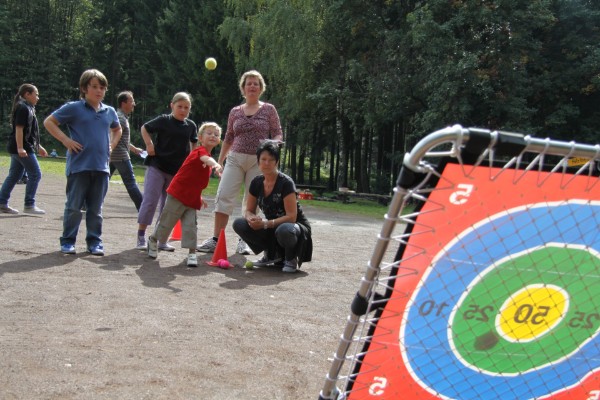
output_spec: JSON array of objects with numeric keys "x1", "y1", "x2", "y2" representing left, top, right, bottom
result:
[
  {"x1": 0, "y1": 204, "x2": 19, "y2": 214},
  {"x1": 23, "y1": 205, "x2": 46, "y2": 215},
  {"x1": 236, "y1": 238, "x2": 251, "y2": 255},
  {"x1": 197, "y1": 237, "x2": 217, "y2": 253},
  {"x1": 147, "y1": 237, "x2": 158, "y2": 259},
  {"x1": 187, "y1": 253, "x2": 198, "y2": 267},
  {"x1": 158, "y1": 242, "x2": 176, "y2": 252}
]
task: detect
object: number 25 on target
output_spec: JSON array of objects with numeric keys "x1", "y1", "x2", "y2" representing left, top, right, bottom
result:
[{"x1": 368, "y1": 376, "x2": 388, "y2": 396}]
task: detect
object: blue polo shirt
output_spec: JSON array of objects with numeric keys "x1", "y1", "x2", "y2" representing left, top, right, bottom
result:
[{"x1": 51, "y1": 100, "x2": 120, "y2": 175}]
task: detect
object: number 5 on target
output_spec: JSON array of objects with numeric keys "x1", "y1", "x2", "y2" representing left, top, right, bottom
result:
[
  {"x1": 588, "y1": 390, "x2": 600, "y2": 400},
  {"x1": 449, "y1": 183, "x2": 474, "y2": 205},
  {"x1": 368, "y1": 376, "x2": 388, "y2": 396}
]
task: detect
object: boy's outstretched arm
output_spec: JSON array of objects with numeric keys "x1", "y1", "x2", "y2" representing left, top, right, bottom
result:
[{"x1": 200, "y1": 155, "x2": 222, "y2": 174}]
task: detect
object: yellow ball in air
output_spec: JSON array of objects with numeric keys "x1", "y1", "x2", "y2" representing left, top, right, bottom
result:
[{"x1": 205, "y1": 57, "x2": 217, "y2": 70}]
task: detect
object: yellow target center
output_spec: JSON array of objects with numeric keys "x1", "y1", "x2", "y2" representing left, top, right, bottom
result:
[{"x1": 497, "y1": 285, "x2": 568, "y2": 342}]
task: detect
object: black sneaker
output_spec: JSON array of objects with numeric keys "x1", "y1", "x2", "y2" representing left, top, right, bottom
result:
[{"x1": 253, "y1": 254, "x2": 283, "y2": 267}]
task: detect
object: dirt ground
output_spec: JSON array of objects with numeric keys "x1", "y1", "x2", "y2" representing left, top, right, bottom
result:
[{"x1": 0, "y1": 170, "x2": 386, "y2": 399}]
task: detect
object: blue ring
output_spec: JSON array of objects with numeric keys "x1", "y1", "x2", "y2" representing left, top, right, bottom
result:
[{"x1": 403, "y1": 202, "x2": 600, "y2": 399}]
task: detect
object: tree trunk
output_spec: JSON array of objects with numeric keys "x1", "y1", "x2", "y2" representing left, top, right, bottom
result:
[
  {"x1": 289, "y1": 143, "x2": 297, "y2": 181},
  {"x1": 329, "y1": 130, "x2": 337, "y2": 191},
  {"x1": 359, "y1": 129, "x2": 370, "y2": 192},
  {"x1": 298, "y1": 147, "x2": 305, "y2": 184}
]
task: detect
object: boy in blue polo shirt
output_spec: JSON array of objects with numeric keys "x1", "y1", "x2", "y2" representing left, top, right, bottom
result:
[{"x1": 44, "y1": 69, "x2": 122, "y2": 255}]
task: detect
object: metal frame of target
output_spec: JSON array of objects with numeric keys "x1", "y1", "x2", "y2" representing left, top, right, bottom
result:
[{"x1": 319, "y1": 125, "x2": 600, "y2": 400}]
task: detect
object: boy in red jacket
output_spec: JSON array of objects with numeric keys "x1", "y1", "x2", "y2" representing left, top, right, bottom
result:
[{"x1": 147, "y1": 122, "x2": 222, "y2": 266}]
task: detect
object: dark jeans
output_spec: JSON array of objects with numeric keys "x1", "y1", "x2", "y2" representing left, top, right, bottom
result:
[
  {"x1": 60, "y1": 171, "x2": 109, "y2": 247},
  {"x1": 110, "y1": 159, "x2": 143, "y2": 210},
  {"x1": 0, "y1": 153, "x2": 42, "y2": 207},
  {"x1": 232, "y1": 217, "x2": 301, "y2": 261}
]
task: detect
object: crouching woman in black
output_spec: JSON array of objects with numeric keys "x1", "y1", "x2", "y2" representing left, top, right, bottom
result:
[{"x1": 232, "y1": 141, "x2": 312, "y2": 273}]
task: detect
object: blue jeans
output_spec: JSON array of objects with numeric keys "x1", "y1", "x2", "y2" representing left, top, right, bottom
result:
[
  {"x1": 0, "y1": 153, "x2": 42, "y2": 207},
  {"x1": 61, "y1": 171, "x2": 109, "y2": 247},
  {"x1": 110, "y1": 159, "x2": 143, "y2": 210}
]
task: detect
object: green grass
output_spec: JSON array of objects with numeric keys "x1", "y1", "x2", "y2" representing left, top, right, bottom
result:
[
  {"x1": 1, "y1": 152, "x2": 396, "y2": 219},
  {"x1": 302, "y1": 196, "x2": 391, "y2": 218}
]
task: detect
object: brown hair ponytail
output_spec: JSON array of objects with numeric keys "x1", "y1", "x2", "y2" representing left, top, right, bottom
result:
[{"x1": 10, "y1": 84, "x2": 37, "y2": 126}]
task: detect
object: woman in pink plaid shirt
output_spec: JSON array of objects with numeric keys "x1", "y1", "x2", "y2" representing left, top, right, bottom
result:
[{"x1": 197, "y1": 70, "x2": 283, "y2": 255}]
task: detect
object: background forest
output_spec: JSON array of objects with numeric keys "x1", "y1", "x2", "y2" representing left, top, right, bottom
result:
[{"x1": 1, "y1": 0, "x2": 599, "y2": 194}]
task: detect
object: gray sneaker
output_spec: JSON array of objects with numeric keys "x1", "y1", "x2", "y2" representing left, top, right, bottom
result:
[
  {"x1": 136, "y1": 235, "x2": 147, "y2": 250},
  {"x1": 24, "y1": 205, "x2": 46, "y2": 215},
  {"x1": 147, "y1": 236, "x2": 158, "y2": 258},
  {"x1": 282, "y1": 258, "x2": 298, "y2": 273},
  {"x1": 236, "y1": 238, "x2": 251, "y2": 255},
  {"x1": 187, "y1": 253, "x2": 198, "y2": 267},
  {"x1": 0, "y1": 204, "x2": 19, "y2": 214},
  {"x1": 197, "y1": 237, "x2": 217, "y2": 253}
]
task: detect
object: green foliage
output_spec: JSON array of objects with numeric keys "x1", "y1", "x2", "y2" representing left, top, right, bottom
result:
[
  {"x1": 0, "y1": 152, "x2": 389, "y2": 217},
  {"x1": 1, "y1": 0, "x2": 598, "y2": 198}
]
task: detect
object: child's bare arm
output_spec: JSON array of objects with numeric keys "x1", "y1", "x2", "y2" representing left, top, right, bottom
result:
[{"x1": 200, "y1": 155, "x2": 222, "y2": 173}]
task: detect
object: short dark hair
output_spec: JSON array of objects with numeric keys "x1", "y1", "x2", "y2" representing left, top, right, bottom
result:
[
  {"x1": 117, "y1": 91, "x2": 133, "y2": 108},
  {"x1": 256, "y1": 140, "x2": 280, "y2": 163}
]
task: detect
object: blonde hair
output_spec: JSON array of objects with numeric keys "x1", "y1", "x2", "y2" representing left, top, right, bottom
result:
[
  {"x1": 239, "y1": 70, "x2": 266, "y2": 96},
  {"x1": 171, "y1": 92, "x2": 192, "y2": 104},
  {"x1": 198, "y1": 122, "x2": 222, "y2": 139}
]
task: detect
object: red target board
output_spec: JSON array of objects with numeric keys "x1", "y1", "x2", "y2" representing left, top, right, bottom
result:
[{"x1": 347, "y1": 163, "x2": 600, "y2": 400}]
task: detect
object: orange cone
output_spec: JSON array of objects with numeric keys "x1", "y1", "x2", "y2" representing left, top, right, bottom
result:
[
  {"x1": 206, "y1": 229, "x2": 232, "y2": 268},
  {"x1": 170, "y1": 220, "x2": 182, "y2": 241}
]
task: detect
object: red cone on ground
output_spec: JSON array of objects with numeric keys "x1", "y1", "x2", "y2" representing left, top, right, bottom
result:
[
  {"x1": 206, "y1": 229, "x2": 232, "y2": 268},
  {"x1": 170, "y1": 220, "x2": 182, "y2": 241}
]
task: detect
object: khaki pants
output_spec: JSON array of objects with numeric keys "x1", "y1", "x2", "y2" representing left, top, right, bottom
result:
[
  {"x1": 150, "y1": 194, "x2": 197, "y2": 249},
  {"x1": 214, "y1": 152, "x2": 260, "y2": 216}
]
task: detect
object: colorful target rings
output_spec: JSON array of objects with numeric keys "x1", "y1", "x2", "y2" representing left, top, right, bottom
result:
[{"x1": 402, "y1": 202, "x2": 600, "y2": 400}]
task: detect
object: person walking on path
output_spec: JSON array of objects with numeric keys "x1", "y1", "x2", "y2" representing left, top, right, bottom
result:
[
  {"x1": 109, "y1": 91, "x2": 144, "y2": 210},
  {"x1": 135, "y1": 92, "x2": 198, "y2": 251},
  {"x1": 197, "y1": 70, "x2": 283, "y2": 255},
  {"x1": 147, "y1": 122, "x2": 222, "y2": 266},
  {"x1": 0, "y1": 84, "x2": 48, "y2": 215},
  {"x1": 44, "y1": 69, "x2": 122, "y2": 256}
]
